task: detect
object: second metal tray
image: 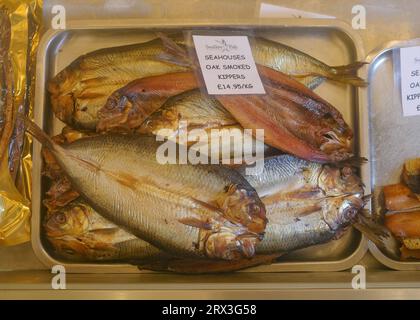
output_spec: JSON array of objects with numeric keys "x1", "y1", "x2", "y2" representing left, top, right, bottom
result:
[
  {"x1": 32, "y1": 18, "x2": 368, "y2": 273},
  {"x1": 367, "y1": 39, "x2": 420, "y2": 271}
]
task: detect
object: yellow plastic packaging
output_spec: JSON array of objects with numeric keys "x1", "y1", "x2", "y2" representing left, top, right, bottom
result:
[{"x1": 0, "y1": 0, "x2": 42, "y2": 246}]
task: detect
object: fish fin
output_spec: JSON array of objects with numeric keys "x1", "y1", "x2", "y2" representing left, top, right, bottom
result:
[
  {"x1": 335, "y1": 156, "x2": 368, "y2": 168},
  {"x1": 330, "y1": 61, "x2": 369, "y2": 87},
  {"x1": 20, "y1": 115, "x2": 55, "y2": 150},
  {"x1": 157, "y1": 52, "x2": 192, "y2": 68},
  {"x1": 182, "y1": 195, "x2": 225, "y2": 216},
  {"x1": 353, "y1": 213, "x2": 400, "y2": 260},
  {"x1": 283, "y1": 189, "x2": 323, "y2": 200},
  {"x1": 292, "y1": 62, "x2": 368, "y2": 87},
  {"x1": 136, "y1": 254, "x2": 282, "y2": 274},
  {"x1": 178, "y1": 217, "x2": 213, "y2": 230},
  {"x1": 156, "y1": 32, "x2": 193, "y2": 68}
]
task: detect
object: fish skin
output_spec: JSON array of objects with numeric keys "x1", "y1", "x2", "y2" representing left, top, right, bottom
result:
[
  {"x1": 45, "y1": 201, "x2": 280, "y2": 270},
  {"x1": 248, "y1": 36, "x2": 367, "y2": 88},
  {"x1": 49, "y1": 34, "x2": 366, "y2": 131},
  {"x1": 162, "y1": 33, "x2": 367, "y2": 88},
  {"x1": 216, "y1": 65, "x2": 353, "y2": 163},
  {"x1": 148, "y1": 35, "x2": 355, "y2": 163},
  {"x1": 237, "y1": 155, "x2": 365, "y2": 253},
  {"x1": 42, "y1": 145, "x2": 365, "y2": 268},
  {"x1": 43, "y1": 137, "x2": 167, "y2": 263},
  {"x1": 256, "y1": 195, "x2": 364, "y2": 253},
  {"x1": 61, "y1": 154, "x2": 365, "y2": 264},
  {"x1": 98, "y1": 65, "x2": 353, "y2": 164},
  {"x1": 44, "y1": 190, "x2": 281, "y2": 271},
  {"x1": 139, "y1": 89, "x2": 237, "y2": 134},
  {"x1": 48, "y1": 37, "x2": 189, "y2": 130},
  {"x1": 138, "y1": 89, "x2": 276, "y2": 163},
  {"x1": 44, "y1": 201, "x2": 166, "y2": 262},
  {"x1": 240, "y1": 155, "x2": 364, "y2": 199},
  {"x1": 47, "y1": 234, "x2": 165, "y2": 262},
  {"x1": 96, "y1": 72, "x2": 199, "y2": 133},
  {"x1": 41, "y1": 131, "x2": 94, "y2": 211},
  {"x1": 27, "y1": 120, "x2": 266, "y2": 260}
]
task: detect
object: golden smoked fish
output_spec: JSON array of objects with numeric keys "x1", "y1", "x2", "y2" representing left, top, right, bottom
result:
[
  {"x1": 248, "y1": 36, "x2": 367, "y2": 89},
  {"x1": 97, "y1": 67, "x2": 353, "y2": 163},
  {"x1": 164, "y1": 33, "x2": 367, "y2": 88},
  {"x1": 46, "y1": 200, "x2": 281, "y2": 270},
  {"x1": 237, "y1": 155, "x2": 366, "y2": 253},
  {"x1": 136, "y1": 154, "x2": 366, "y2": 273},
  {"x1": 41, "y1": 151, "x2": 366, "y2": 271},
  {"x1": 96, "y1": 72, "x2": 199, "y2": 133},
  {"x1": 217, "y1": 65, "x2": 354, "y2": 163},
  {"x1": 27, "y1": 119, "x2": 266, "y2": 260},
  {"x1": 48, "y1": 37, "x2": 189, "y2": 129},
  {"x1": 138, "y1": 89, "x2": 277, "y2": 163},
  {"x1": 49, "y1": 34, "x2": 366, "y2": 131},
  {"x1": 44, "y1": 201, "x2": 166, "y2": 262},
  {"x1": 101, "y1": 37, "x2": 355, "y2": 163}
]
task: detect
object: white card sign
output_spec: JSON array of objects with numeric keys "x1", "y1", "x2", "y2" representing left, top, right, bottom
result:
[
  {"x1": 192, "y1": 35, "x2": 266, "y2": 95},
  {"x1": 400, "y1": 46, "x2": 420, "y2": 117}
]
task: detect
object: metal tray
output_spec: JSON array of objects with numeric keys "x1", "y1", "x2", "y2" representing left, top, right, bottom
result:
[
  {"x1": 32, "y1": 18, "x2": 368, "y2": 273},
  {"x1": 367, "y1": 39, "x2": 420, "y2": 271}
]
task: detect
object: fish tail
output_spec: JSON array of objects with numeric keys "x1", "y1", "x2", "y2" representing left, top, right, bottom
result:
[
  {"x1": 329, "y1": 61, "x2": 368, "y2": 87},
  {"x1": 335, "y1": 156, "x2": 368, "y2": 168},
  {"x1": 353, "y1": 212, "x2": 400, "y2": 260},
  {"x1": 21, "y1": 116, "x2": 55, "y2": 150},
  {"x1": 156, "y1": 32, "x2": 193, "y2": 68}
]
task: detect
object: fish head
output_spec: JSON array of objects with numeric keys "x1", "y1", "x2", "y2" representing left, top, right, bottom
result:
[
  {"x1": 318, "y1": 165, "x2": 364, "y2": 197},
  {"x1": 138, "y1": 107, "x2": 180, "y2": 137},
  {"x1": 319, "y1": 128, "x2": 353, "y2": 162},
  {"x1": 48, "y1": 66, "x2": 80, "y2": 126},
  {"x1": 323, "y1": 194, "x2": 365, "y2": 231},
  {"x1": 96, "y1": 92, "x2": 133, "y2": 133},
  {"x1": 44, "y1": 203, "x2": 90, "y2": 238},
  {"x1": 204, "y1": 230, "x2": 258, "y2": 260},
  {"x1": 48, "y1": 237, "x2": 92, "y2": 261},
  {"x1": 73, "y1": 101, "x2": 101, "y2": 130},
  {"x1": 219, "y1": 184, "x2": 267, "y2": 235},
  {"x1": 48, "y1": 236, "x2": 116, "y2": 262},
  {"x1": 48, "y1": 61, "x2": 102, "y2": 130}
]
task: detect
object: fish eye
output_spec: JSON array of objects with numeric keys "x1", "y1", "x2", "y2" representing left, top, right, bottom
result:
[
  {"x1": 345, "y1": 207, "x2": 358, "y2": 219},
  {"x1": 64, "y1": 248, "x2": 75, "y2": 255},
  {"x1": 323, "y1": 133, "x2": 334, "y2": 140},
  {"x1": 54, "y1": 213, "x2": 67, "y2": 224},
  {"x1": 341, "y1": 167, "x2": 353, "y2": 178}
]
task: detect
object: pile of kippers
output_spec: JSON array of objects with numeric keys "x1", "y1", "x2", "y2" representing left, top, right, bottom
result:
[{"x1": 32, "y1": 33, "x2": 372, "y2": 273}]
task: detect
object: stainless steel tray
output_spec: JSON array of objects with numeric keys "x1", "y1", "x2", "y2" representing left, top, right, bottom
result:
[
  {"x1": 32, "y1": 18, "x2": 368, "y2": 273},
  {"x1": 367, "y1": 38, "x2": 420, "y2": 271}
]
